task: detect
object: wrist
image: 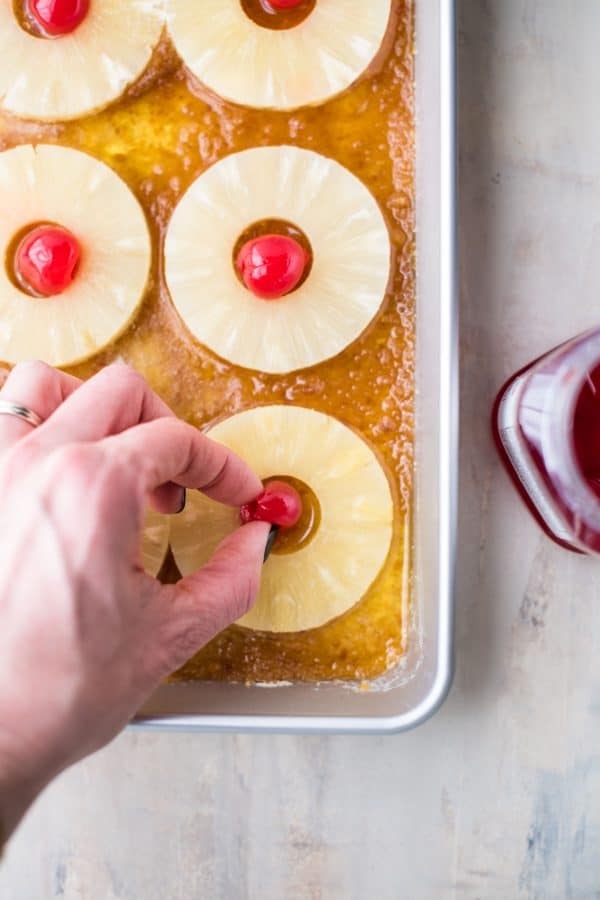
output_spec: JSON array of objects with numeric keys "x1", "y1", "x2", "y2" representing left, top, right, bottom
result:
[
  {"x1": 0, "y1": 775, "x2": 39, "y2": 851},
  {"x1": 0, "y1": 773, "x2": 37, "y2": 849},
  {"x1": 0, "y1": 739, "x2": 53, "y2": 847}
]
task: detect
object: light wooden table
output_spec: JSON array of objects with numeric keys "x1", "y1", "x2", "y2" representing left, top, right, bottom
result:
[{"x1": 2, "y1": 3, "x2": 600, "y2": 897}]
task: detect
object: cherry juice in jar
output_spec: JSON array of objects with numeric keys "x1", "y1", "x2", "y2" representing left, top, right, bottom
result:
[{"x1": 493, "y1": 328, "x2": 600, "y2": 554}]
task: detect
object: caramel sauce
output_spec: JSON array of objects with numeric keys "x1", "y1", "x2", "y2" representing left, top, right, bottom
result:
[
  {"x1": 263, "y1": 475, "x2": 321, "y2": 555},
  {"x1": 0, "y1": 0, "x2": 415, "y2": 683},
  {"x1": 12, "y1": 0, "x2": 46, "y2": 38},
  {"x1": 240, "y1": 0, "x2": 316, "y2": 31}
]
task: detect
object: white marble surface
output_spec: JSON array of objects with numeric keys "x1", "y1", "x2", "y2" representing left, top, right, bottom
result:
[{"x1": 3, "y1": 2, "x2": 600, "y2": 897}]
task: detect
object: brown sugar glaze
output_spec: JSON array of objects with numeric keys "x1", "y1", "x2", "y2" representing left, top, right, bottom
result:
[{"x1": 0, "y1": 1, "x2": 415, "y2": 682}]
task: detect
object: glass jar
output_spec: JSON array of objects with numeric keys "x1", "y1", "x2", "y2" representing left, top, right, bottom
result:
[{"x1": 493, "y1": 327, "x2": 600, "y2": 554}]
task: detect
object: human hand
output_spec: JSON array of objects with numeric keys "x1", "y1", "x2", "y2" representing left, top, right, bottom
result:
[{"x1": 0, "y1": 361, "x2": 269, "y2": 839}]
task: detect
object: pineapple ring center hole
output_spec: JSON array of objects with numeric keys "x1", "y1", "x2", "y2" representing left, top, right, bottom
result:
[
  {"x1": 264, "y1": 475, "x2": 321, "y2": 555},
  {"x1": 232, "y1": 218, "x2": 313, "y2": 295},
  {"x1": 6, "y1": 221, "x2": 81, "y2": 298},
  {"x1": 13, "y1": 0, "x2": 51, "y2": 37},
  {"x1": 240, "y1": 0, "x2": 316, "y2": 31}
]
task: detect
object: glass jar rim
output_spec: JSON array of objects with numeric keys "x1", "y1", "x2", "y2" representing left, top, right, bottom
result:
[{"x1": 541, "y1": 328, "x2": 600, "y2": 530}]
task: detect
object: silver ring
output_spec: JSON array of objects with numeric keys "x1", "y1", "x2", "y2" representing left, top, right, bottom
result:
[{"x1": 0, "y1": 400, "x2": 43, "y2": 428}]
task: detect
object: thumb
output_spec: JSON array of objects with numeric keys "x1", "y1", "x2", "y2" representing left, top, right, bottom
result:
[{"x1": 163, "y1": 521, "x2": 271, "y2": 670}]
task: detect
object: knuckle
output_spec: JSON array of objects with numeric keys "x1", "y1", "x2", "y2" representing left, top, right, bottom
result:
[
  {"x1": 45, "y1": 444, "x2": 136, "y2": 520},
  {"x1": 207, "y1": 554, "x2": 260, "y2": 620},
  {"x1": 8, "y1": 359, "x2": 53, "y2": 385},
  {"x1": 168, "y1": 628, "x2": 206, "y2": 663},
  {"x1": 157, "y1": 603, "x2": 214, "y2": 668},
  {"x1": 54, "y1": 443, "x2": 93, "y2": 471},
  {"x1": 169, "y1": 418, "x2": 194, "y2": 449},
  {"x1": 0, "y1": 443, "x2": 35, "y2": 493},
  {"x1": 47, "y1": 443, "x2": 103, "y2": 487},
  {"x1": 202, "y1": 454, "x2": 230, "y2": 492},
  {"x1": 159, "y1": 416, "x2": 186, "y2": 437},
  {"x1": 0, "y1": 443, "x2": 101, "y2": 510},
  {"x1": 99, "y1": 363, "x2": 145, "y2": 392}
]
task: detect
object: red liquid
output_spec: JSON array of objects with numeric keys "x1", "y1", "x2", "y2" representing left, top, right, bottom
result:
[
  {"x1": 493, "y1": 329, "x2": 600, "y2": 554},
  {"x1": 572, "y1": 364, "x2": 600, "y2": 497}
]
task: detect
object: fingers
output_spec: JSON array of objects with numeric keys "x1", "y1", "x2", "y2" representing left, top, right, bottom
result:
[
  {"x1": 0, "y1": 361, "x2": 81, "y2": 454},
  {"x1": 101, "y1": 417, "x2": 263, "y2": 506},
  {"x1": 29, "y1": 363, "x2": 175, "y2": 449},
  {"x1": 161, "y1": 521, "x2": 270, "y2": 670}
]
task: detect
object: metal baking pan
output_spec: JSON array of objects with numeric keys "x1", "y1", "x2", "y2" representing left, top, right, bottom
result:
[{"x1": 135, "y1": 0, "x2": 457, "y2": 734}]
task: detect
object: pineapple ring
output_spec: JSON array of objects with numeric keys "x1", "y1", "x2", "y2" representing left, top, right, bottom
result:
[
  {"x1": 141, "y1": 508, "x2": 170, "y2": 578},
  {"x1": 165, "y1": 145, "x2": 391, "y2": 373},
  {"x1": 169, "y1": 405, "x2": 394, "y2": 633},
  {"x1": 0, "y1": 144, "x2": 151, "y2": 367},
  {"x1": 166, "y1": 0, "x2": 392, "y2": 110},
  {"x1": 0, "y1": 1, "x2": 164, "y2": 121}
]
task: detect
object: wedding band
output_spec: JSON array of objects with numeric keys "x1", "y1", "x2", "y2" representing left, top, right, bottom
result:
[{"x1": 0, "y1": 400, "x2": 43, "y2": 428}]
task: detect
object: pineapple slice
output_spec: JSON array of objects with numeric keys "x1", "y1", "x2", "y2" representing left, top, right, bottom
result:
[
  {"x1": 141, "y1": 508, "x2": 170, "y2": 577},
  {"x1": 165, "y1": 145, "x2": 391, "y2": 373},
  {"x1": 0, "y1": 0, "x2": 164, "y2": 121},
  {"x1": 169, "y1": 405, "x2": 394, "y2": 633},
  {"x1": 0, "y1": 144, "x2": 151, "y2": 367},
  {"x1": 166, "y1": 0, "x2": 391, "y2": 110}
]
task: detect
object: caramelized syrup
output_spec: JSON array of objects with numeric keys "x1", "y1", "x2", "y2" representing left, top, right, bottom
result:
[
  {"x1": 240, "y1": 0, "x2": 316, "y2": 31},
  {"x1": 264, "y1": 475, "x2": 321, "y2": 554},
  {"x1": 0, "y1": 1, "x2": 415, "y2": 682}
]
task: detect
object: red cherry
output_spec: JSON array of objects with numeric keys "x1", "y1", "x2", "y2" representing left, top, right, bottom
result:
[
  {"x1": 16, "y1": 225, "x2": 81, "y2": 297},
  {"x1": 236, "y1": 234, "x2": 309, "y2": 300},
  {"x1": 28, "y1": 0, "x2": 90, "y2": 36},
  {"x1": 240, "y1": 480, "x2": 303, "y2": 528},
  {"x1": 269, "y1": 0, "x2": 307, "y2": 8}
]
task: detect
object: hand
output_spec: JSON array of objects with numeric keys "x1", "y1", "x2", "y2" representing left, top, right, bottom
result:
[{"x1": 0, "y1": 361, "x2": 269, "y2": 840}]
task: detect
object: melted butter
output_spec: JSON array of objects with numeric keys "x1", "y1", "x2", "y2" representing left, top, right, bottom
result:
[{"x1": 0, "y1": 0, "x2": 415, "y2": 682}]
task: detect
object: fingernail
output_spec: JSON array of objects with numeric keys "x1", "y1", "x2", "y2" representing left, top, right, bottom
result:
[
  {"x1": 263, "y1": 524, "x2": 279, "y2": 563},
  {"x1": 177, "y1": 487, "x2": 187, "y2": 514}
]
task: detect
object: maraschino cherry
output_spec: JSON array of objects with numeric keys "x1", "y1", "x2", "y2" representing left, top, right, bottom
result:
[
  {"x1": 269, "y1": 0, "x2": 307, "y2": 8},
  {"x1": 28, "y1": 0, "x2": 90, "y2": 37},
  {"x1": 16, "y1": 225, "x2": 81, "y2": 297},
  {"x1": 236, "y1": 234, "x2": 309, "y2": 300},
  {"x1": 240, "y1": 480, "x2": 303, "y2": 528}
]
